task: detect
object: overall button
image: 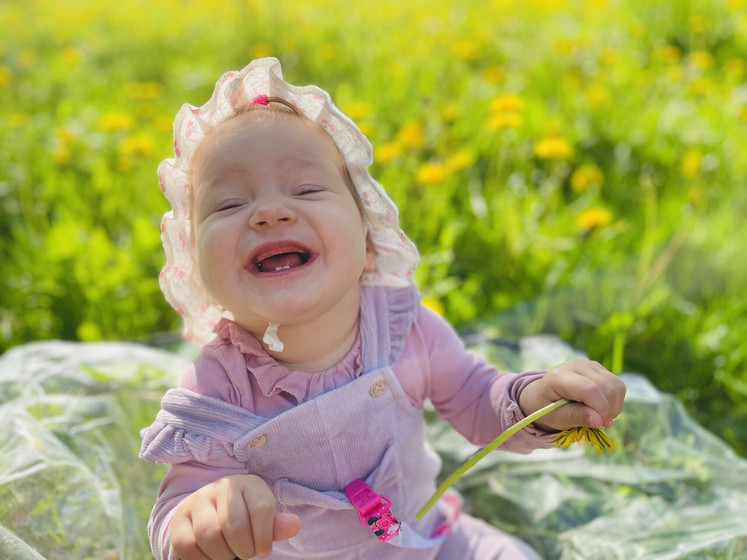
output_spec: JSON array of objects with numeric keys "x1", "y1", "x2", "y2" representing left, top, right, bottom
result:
[
  {"x1": 369, "y1": 380, "x2": 386, "y2": 397},
  {"x1": 246, "y1": 434, "x2": 267, "y2": 448}
]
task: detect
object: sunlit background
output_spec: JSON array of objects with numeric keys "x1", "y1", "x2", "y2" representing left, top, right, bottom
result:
[{"x1": 1, "y1": 0, "x2": 746, "y2": 457}]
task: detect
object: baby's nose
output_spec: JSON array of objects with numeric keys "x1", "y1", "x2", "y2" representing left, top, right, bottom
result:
[{"x1": 249, "y1": 200, "x2": 296, "y2": 228}]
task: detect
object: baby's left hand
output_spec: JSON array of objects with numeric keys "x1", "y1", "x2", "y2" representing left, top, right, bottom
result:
[{"x1": 518, "y1": 359, "x2": 626, "y2": 432}]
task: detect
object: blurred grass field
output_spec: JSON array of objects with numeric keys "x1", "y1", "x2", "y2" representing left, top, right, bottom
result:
[{"x1": 1, "y1": 0, "x2": 745, "y2": 455}]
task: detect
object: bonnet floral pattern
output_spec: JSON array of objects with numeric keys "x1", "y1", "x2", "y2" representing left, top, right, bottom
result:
[{"x1": 158, "y1": 57, "x2": 420, "y2": 346}]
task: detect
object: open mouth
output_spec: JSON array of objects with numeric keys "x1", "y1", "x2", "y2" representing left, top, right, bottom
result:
[{"x1": 252, "y1": 244, "x2": 312, "y2": 273}]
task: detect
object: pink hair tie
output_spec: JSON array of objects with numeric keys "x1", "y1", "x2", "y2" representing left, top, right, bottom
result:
[{"x1": 251, "y1": 94, "x2": 269, "y2": 105}]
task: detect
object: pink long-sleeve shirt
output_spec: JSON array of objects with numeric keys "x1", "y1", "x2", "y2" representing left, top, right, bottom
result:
[{"x1": 141, "y1": 287, "x2": 552, "y2": 558}]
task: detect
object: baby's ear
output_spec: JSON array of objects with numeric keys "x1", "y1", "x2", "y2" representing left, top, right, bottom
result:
[{"x1": 364, "y1": 235, "x2": 377, "y2": 273}]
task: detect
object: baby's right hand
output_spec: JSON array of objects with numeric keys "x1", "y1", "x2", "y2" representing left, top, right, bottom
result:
[{"x1": 170, "y1": 474, "x2": 301, "y2": 560}]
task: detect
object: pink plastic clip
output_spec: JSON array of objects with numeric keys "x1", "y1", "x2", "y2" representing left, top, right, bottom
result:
[{"x1": 344, "y1": 480, "x2": 402, "y2": 543}]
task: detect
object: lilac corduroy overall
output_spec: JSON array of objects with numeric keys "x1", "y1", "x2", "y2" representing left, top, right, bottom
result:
[{"x1": 142, "y1": 288, "x2": 541, "y2": 559}]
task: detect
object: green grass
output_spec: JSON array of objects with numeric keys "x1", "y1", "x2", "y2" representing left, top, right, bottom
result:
[{"x1": 1, "y1": 0, "x2": 745, "y2": 455}]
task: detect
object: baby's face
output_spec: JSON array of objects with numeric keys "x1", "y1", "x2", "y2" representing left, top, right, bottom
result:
[{"x1": 190, "y1": 113, "x2": 375, "y2": 337}]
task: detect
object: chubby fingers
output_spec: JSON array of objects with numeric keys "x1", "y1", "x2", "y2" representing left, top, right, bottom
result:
[
  {"x1": 217, "y1": 474, "x2": 278, "y2": 559},
  {"x1": 536, "y1": 359, "x2": 626, "y2": 431}
]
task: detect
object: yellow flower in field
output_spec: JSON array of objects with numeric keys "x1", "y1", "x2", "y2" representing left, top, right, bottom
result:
[
  {"x1": 0, "y1": 66, "x2": 11, "y2": 88},
  {"x1": 724, "y1": 58, "x2": 746, "y2": 79},
  {"x1": 125, "y1": 81, "x2": 164, "y2": 100},
  {"x1": 321, "y1": 43, "x2": 338, "y2": 60},
  {"x1": 251, "y1": 42, "x2": 273, "y2": 59},
  {"x1": 552, "y1": 426, "x2": 615, "y2": 454},
  {"x1": 571, "y1": 163, "x2": 604, "y2": 193},
  {"x1": 576, "y1": 206, "x2": 612, "y2": 231},
  {"x1": 490, "y1": 94, "x2": 525, "y2": 113},
  {"x1": 450, "y1": 39, "x2": 481, "y2": 61},
  {"x1": 416, "y1": 162, "x2": 447, "y2": 185},
  {"x1": 534, "y1": 137, "x2": 573, "y2": 160},
  {"x1": 586, "y1": 84, "x2": 610, "y2": 107},
  {"x1": 397, "y1": 120, "x2": 425, "y2": 149},
  {"x1": 52, "y1": 144, "x2": 71, "y2": 165},
  {"x1": 98, "y1": 112, "x2": 134, "y2": 132},
  {"x1": 445, "y1": 150, "x2": 475, "y2": 172},
  {"x1": 740, "y1": 106, "x2": 747, "y2": 123},
  {"x1": 482, "y1": 65, "x2": 506, "y2": 84},
  {"x1": 154, "y1": 115, "x2": 175, "y2": 133},
  {"x1": 689, "y1": 77, "x2": 713, "y2": 96},
  {"x1": 681, "y1": 149, "x2": 702, "y2": 179},
  {"x1": 59, "y1": 46, "x2": 81, "y2": 66},
  {"x1": 487, "y1": 112, "x2": 523, "y2": 130},
  {"x1": 421, "y1": 296, "x2": 445, "y2": 317},
  {"x1": 687, "y1": 15, "x2": 709, "y2": 34},
  {"x1": 343, "y1": 101, "x2": 373, "y2": 122},
  {"x1": 375, "y1": 141, "x2": 403, "y2": 164},
  {"x1": 9, "y1": 113, "x2": 28, "y2": 128},
  {"x1": 654, "y1": 44, "x2": 682, "y2": 65},
  {"x1": 120, "y1": 133, "x2": 155, "y2": 157},
  {"x1": 689, "y1": 50, "x2": 715, "y2": 71}
]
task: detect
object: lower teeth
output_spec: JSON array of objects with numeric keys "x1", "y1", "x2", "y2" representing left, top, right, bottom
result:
[{"x1": 275, "y1": 265, "x2": 291, "y2": 271}]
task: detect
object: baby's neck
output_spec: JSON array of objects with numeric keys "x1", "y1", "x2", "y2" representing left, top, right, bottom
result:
[{"x1": 261, "y1": 312, "x2": 361, "y2": 373}]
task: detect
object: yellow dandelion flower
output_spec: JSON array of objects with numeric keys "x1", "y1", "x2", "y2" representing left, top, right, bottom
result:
[
  {"x1": 487, "y1": 112, "x2": 523, "y2": 130},
  {"x1": 490, "y1": 94, "x2": 525, "y2": 113},
  {"x1": 0, "y1": 66, "x2": 12, "y2": 88},
  {"x1": 124, "y1": 81, "x2": 164, "y2": 100},
  {"x1": 440, "y1": 104, "x2": 460, "y2": 123},
  {"x1": 343, "y1": 101, "x2": 373, "y2": 122},
  {"x1": 689, "y1": 77, "x2": 713, "y2": 96},
  {"x1": 421, "y1": 297, "x2": 445, "y2": 316},
  {"x1": 98, "y1": 112, "x2": 134, "y2": 132},
  {"x1": 251, "y1": 42, "x2": 273, "y2": 59},
  {"x1": 724, "y1": 58, "x2": 746, "y2": 79},
  {"x1": 687, "y1": 15, "x2": 709, "y2": 34},
  {"x1": 654, "y1": 44, "x2": 682, "y2": 65},
  {"x1": 416, "y1": 162, "x2": 447, "y2": 185},
  {"x1": 571, "y1": 163, "x2": 604, "y2": 193},
  {"x1": 576, "y1": 207, "x2": 612, "y2": 231},
  {"x1": 552, "y1": 426, "x2": 615, "y2": 454},
  {"x1": 59, "y1": 46, "x2": 81, "y2": 66},
  {"x1": 9, "y1": 113, "x2": 28, "y2": 128},
  {"x1": 599, "y1": 47, "x2": 619, "y2": 66},
  {"x1": 445, "y1": 150, "x2": 475, "y2": 172},
  {"x1": 586, "y1": 84, "x2": 610, "y2": 107},
  {"x1": 154, "y1": 115, "x2": 175, "y2": 133},
  {"x1": 681, "y1": 149, "x2": 702, "y2": 179},
  {"x1": 482, "y1": 65, "x2": 506, "y2": 84},
  {"x1": 321, "y1": 43, "x2": 338, "y2": 60},
  {"x1": 120, "y1": 133, "x2": 155, "y2": 157},
  {"x1": 534, "y1": 137, "x2": 573, "y2": 160},
  {"x1": 689, "y1": 50, "x2": 715, "y2": 71},
  {"x1": 450, "y1": 39, "x2": 481, "y2": 61},
  {"x1": 375, "y1": 141, "x2": 403, "y2": 164},
  {"x1": 397, "y1": 120, "x2": 425, "y2": 149},
  {"x1": 52, "y1": 144, "x2": 71, "y2": 165}
]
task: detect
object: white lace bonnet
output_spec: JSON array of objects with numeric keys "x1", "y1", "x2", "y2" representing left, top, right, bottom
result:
[{"x1": 157, "y1": 57, "x2": 419, "y2": 346}]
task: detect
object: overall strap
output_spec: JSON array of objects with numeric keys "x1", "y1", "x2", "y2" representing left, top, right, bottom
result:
[{"x1": 359, "y1": 286, "x2": 420, "y2": 373}]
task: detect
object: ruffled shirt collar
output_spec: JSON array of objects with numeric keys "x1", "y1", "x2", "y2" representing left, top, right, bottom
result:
[
  {"x1": 213, "y1": 318, "x2": 364, "y2": 402},
  {"x1": 211, "y1": 286, "x2": 419, "y2": 404}
]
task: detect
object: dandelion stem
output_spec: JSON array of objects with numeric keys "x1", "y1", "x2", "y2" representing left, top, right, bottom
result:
[{"x1": 415, "y1": 398, "x2": 570, "y2": 520}]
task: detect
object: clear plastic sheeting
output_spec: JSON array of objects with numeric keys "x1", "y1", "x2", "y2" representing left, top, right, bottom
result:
[
  {"x1": 0, "y1": 341, "x2": 188, "y2": 560},
  {"x1": 0, "y1": 337, "x2": 745, "y2": 559}
]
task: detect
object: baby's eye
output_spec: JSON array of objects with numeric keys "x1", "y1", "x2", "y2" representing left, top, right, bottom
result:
[
  {"x1": 296, "y1": 185, "x2": 324, "y2": 195},
  {"x1": 215, "y1": 200, "x2": 245, "y2": 212}
]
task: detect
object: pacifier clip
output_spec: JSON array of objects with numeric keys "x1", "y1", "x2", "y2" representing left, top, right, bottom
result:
[{"x1": 344, "y1": 480, "x2": 459, "y2": 549}]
